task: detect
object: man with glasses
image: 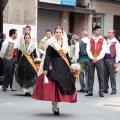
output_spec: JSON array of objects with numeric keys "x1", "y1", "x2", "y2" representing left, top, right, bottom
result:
[{"x1": 104, "y1": 29, "x2": 120, "y2": 94}]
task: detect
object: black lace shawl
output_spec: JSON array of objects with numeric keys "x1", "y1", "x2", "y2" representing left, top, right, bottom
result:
[{"x1": 43, "y1": 45, "x2": 76, "y2": 95}]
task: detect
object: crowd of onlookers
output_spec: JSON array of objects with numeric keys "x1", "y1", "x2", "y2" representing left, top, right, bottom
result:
[{"x1": 0, "y1": 25, "x2": 120, "y2": 97}]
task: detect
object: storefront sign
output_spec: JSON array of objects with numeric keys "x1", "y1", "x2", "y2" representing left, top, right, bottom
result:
[
  {"x1": 39, "y1": 0, "x2": 76, "y2": 6},
  {"x1": 61, "y1": 0, "x2": 76, "y2": 6}
]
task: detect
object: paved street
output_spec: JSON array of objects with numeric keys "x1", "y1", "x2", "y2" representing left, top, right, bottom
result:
[{"x1": 0, "y1": 64, "x2": 120, "y2": 120}]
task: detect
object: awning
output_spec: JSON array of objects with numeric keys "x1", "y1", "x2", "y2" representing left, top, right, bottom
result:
[{"x1": 38, "y1": 2, "x2": 95, "y2": 15}]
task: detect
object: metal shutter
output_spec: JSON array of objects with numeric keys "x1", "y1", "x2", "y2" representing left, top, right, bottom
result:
[
  {"x1": 37, "y1": 9, "x2": 61, "y2": 41},
  {"x1": 114, "y1": 15, "x2": 120, "y2": 40}
]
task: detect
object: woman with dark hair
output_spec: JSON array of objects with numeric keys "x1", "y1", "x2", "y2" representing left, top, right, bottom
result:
[
  {"x1": 67, "y1": 33, "x2": 75, "y2": 60},
  {"x1": 32, "y1": 26, "x2": 77, "y2": 115},
  {"x1": 13, "y1": 33, "x2": 38, "y2": 96},
  {"x1": 67, "y1": 33, "x2": 74, "y2": 46}
]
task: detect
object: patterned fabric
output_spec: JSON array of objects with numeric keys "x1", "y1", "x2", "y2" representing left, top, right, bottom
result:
[
  {"x1": 39, "y1": 38, "x2": 47, "y2": 51},
  {"x1": 90, "y1": 38, "x2": 104, "y2": 58},
  {"x1": 3, "y1": 42, "x2": 14, "y2": 60},
  {"x1": 109, "y1": 42, "x2": 117, "y2": 58}
]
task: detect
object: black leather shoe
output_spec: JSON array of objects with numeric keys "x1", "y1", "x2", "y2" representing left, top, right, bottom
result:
[
  {"x1": 85, "y1": 93, "x2": 93, "y2": 96},
  {"x1": 99, "y1": 92, "x2": 104, "y2": 97},
  {"x1": 52, "y1": 108, "x2": 60, "y2": 115},
  {"x1": 104, "y1": 90, "x2": 108, "y2": 93},
  {"x1": 3, "y1": 87, "x2": 7, "y2": 92},
  {"x1": 77, "y1": 89, "x2": 84, "y2": 92},
  {"x1": 111, "y1": 90, "x2": 116, "y2": 95},
  {"x1": 25, "y1": 92, "x2": 31, "y2": 96},
  {"x1": 84, "y1": 90, "x2": 88, "y2": 93}
]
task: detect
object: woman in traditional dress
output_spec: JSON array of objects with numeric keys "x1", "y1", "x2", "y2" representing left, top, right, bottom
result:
[
  {"x1": 13, "y1": 33, "x2": 38, "y2": 96},
  {"x1": 32, "y1": 26, "x2": 77, "y2": 115}
]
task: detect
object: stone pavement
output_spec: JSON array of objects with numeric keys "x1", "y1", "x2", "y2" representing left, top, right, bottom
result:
[{"x1": 0, "y1": 64, "x2": 120, "y2": 120}]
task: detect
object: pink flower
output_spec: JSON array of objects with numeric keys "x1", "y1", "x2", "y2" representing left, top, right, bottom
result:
[{"x1": 70, "y1": 64, "x2": 80, "y2": 71}]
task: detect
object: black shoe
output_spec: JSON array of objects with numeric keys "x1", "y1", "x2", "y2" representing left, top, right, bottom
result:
[
  {"x1": 25, "y1": 92, "x2": 31, "y2": 96},
  {"x1": 52, "y1": 108, "x2": 60, "y2": 115},
  {"x1": 84, "y1": 90, "x2": 88, "y2": 93},
  {"x1": 3, "y1": 87, "x2": 7, "y2": 92},
  {"x1": 99, "y1": 92, "x2": 104, "y2": 97},
  {"x1": 111, "y1": 90, "x2": 116, "y2": 95},
  {"x1": 11, "y1": 89, "x2": 16, "y2": 91},
  {"x1": 104, "y1": 90, "x2": 108, "y2": 93},
  {"x1": 85, "y1": 93, "x2": 93, "y2": 96},
  {"x1": 10, "y1": 87, "x2": 16, "y2": 91},
  {"x1": 77, "y1": 89, "x2": 84, "y2": 92}
]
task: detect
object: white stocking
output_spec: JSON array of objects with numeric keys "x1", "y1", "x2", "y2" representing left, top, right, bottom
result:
[{"x1": 52, "y1": 102, "x2": 58, "y2": 111}]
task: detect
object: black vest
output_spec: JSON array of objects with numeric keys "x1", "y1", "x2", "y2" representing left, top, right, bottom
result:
[{"x1": 79, "y1": 40, "x2": 87, "y2": 56}]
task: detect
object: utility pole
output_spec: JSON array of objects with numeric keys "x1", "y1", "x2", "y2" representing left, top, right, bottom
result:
[{"x1": 0, "y1": 0, "x2": 3, "y2": 34}]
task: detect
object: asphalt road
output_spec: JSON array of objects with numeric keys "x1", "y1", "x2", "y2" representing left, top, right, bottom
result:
[{"x1": 0, "y1": 65, "x2": 120, "y2": 120}]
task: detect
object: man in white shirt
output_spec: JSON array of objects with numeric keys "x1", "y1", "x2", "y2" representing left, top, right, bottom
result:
[
  {"x1": 1, "y1": 29, "x2": 17, "y2": 91},
  {"x1": 0, "y1": 33, "x2": 6, "y2": 80},
  {"x1": 85, "y1": 26, "x2": 106, "y2": 97},
  {"x1": 104, "y1": 29, "x2": 120, "y2": 94}
]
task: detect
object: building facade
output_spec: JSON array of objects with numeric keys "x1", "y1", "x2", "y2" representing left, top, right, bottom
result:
[
  {"x1": 37, "y1": 0, "x2": 120, "y2": 40},
  {"x1": 3, "y1": 0, "x2": 120, "y2": 42},
  {"x1": 90, "y1": 0, "x2": 120, "y2": 40},
  {"x1": 37, "y1": 0, "x2": 95, "y2": 40},
  {"x1": 3, "y1": 0, "x2": 37, "y2": 40}
]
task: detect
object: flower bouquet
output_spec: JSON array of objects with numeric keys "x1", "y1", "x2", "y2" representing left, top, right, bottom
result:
[
  {"x1": 34, "y1": 58, "x2": 41, "y2": 71},
  {"x1": 70, "y1": 63, "x2": 84, "y2": 78}
]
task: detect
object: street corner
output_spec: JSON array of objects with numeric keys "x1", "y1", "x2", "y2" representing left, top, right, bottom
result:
[{"x1": 95, "y1": 96, "x2": 120, "y2": 111}]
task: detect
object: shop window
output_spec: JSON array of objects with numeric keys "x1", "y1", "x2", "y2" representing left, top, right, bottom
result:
[{"x1": 114, "y1": 15, "x2": 120, "y2": 42}]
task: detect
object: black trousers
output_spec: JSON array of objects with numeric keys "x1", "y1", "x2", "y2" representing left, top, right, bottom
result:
[
  {"x1": 88, "y1": 59, "x2": 104, "y2": 93},
  {"x1": 2, "y1": 58, "x2": 17, "y2": 88},
  {"x1": 0, "y1": 57, "x2": 3, "y2": 76}
]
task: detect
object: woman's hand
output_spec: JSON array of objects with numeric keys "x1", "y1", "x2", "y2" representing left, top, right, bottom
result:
[{"x1": 43, "y1": 70, "x2": 48, "y2": 75}]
